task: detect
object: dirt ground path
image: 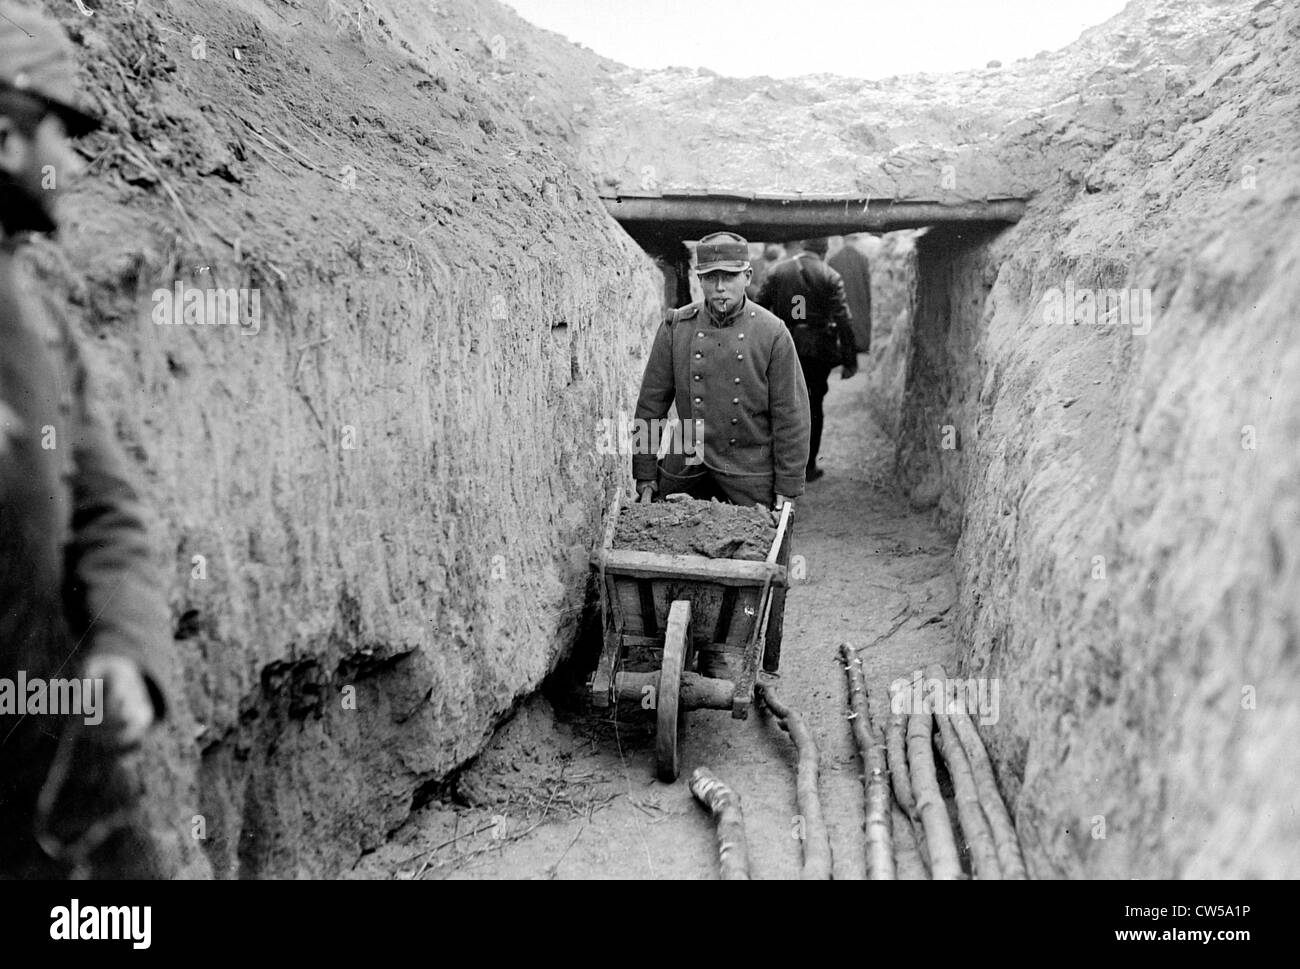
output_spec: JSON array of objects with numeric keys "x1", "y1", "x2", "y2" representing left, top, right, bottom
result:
[{"x1": 353, "y1": 363, "x2": 958, "y2": 880}]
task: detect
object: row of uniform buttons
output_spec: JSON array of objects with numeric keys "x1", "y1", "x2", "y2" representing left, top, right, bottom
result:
[{"x1": 694, "y1": 327, "x2": 746, "y2": 445}]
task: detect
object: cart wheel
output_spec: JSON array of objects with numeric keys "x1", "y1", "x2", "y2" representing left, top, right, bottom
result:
[{"x1": 657, "y1": 599, "x2": 692, "y2": 782}]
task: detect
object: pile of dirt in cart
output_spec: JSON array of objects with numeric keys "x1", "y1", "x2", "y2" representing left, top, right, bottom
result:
[{"x1": 613, "y1": 495, "x2": 776, "y2": 561}]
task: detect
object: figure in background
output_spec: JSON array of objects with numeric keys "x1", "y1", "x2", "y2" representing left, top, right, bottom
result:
[
  {"x1": 828, "y1": 233, "x2": 873, "y2": 356},
  {"x1": 756, "y1": 237, "x2": 857, "y2": 482},
  {"x1": 745, "y1": 242, "x2": 785, "y2": 302}
]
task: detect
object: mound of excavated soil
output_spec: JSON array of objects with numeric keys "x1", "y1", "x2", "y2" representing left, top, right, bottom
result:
[
  {"x1": 580, "y1": 0, "x2": 1246, "y2": 202},
  {"x1": 612, "y1": 495, "x2": 776, "y2": 561}
]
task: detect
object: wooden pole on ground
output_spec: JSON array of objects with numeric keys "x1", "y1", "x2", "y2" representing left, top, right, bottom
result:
[
  {"x1": 689, "y1": 767, "x2": 751, "y2": 880},
  {"x1": 886, "y1": 678, "x2": 931, "y2": 876},
  {"x1": 756, "y1": 682, "x2": 832, "y2": 880},
  {"x1": 946, "y1": 685, "x2": 1028, "y2": 879},
  {"x1": 905, "y1": 695, "x2": 963, "y2": 879},
  {"x1": 839, "y1": 643, "x2": 895, "y2": 880},
  {"x1": 926, "y1": 665, "x2": 1001, "y2": 879}
]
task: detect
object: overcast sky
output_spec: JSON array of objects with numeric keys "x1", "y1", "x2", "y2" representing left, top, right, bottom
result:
[{"x1": 500, "y1": 0, "x2": 1131, "y2": 78}]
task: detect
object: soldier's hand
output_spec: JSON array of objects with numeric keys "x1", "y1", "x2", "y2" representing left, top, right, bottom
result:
[
  {"x1": 774, "y1": 494, "x2": 795, "y2": 512},
  {"x1": 637, "y1": 480, "x2": 656, "y2": 503},
  {"x1": 83, "y1": 655, "x2": 156, "y2": 750}
]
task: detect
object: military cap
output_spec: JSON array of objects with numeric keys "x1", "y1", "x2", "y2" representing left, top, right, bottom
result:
[
  {"x1": 695, "y1": 231, "x2": 750, "y2": 274},
  {"x1": 0, "y1": 1, "x2": 101, "y2": 136}
]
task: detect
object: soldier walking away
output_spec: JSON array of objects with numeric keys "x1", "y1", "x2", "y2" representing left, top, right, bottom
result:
[
  {"x1": 828, "y1": 234, "x2": 872, "y2": 357},
  {"x1": 757, "y1": 237, "x2": 858, "y2": 482},
  {"x1": 0, "y1": 1, "x2": 173, "y2": 879}
]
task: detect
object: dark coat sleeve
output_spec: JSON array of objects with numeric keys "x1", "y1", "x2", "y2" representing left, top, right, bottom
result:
[
  {"x1": 62, "y1": 334, "x2": 170, "y2": 718},
  {"x1": 825, "y1": 267, "x2": 859, "y2": 360},
  {"x1": 856, "y1": 256, "x2": 872, "y2": 350},
  {"x1": 631, "y1": 316, "x2": 677, "y2": 483},
  {"x1": 828, "y1": 247, "x2": 872, "y2": 352},
  {"x1": 767, "y1": 325, "x2": 811, "y2": 497}
]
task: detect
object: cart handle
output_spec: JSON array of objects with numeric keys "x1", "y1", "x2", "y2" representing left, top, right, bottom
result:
[{"x1": 767, "y1": 501, "x2": 794, "y2": 566}]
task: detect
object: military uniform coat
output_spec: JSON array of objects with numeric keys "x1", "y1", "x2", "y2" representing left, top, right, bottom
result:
[
  {"x1": 632, "y1": 297, "x2": 811, "y2": 502},
  {"x1": 0, "y1": 249, "x2": 169, "y2": 707},
  {"x1": 828, "y1": 243, "x2": 872, "y2": 354}
]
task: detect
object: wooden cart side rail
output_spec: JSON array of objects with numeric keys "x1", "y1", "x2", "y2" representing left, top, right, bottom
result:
[
  {"x1": 730, "y1": 503, "x2": 794, "y2": 718},
  {"x1": 768, "y1": 501, "x2": 793, "y2": 566},
  {"x1": 594, "y1": 486, "x2": 624, "y2": 563},
  {"x1": 600, "y1": 550, "x2": 787, "y2": 586},
  {"x1": 590, "y1": 485, "x2": 625, "y2": 707},
  {"x1": 730, "y1": 579, "x2": 771, "y2": 720}
]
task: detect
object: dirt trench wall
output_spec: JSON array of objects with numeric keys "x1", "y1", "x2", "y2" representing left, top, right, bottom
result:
[
  {"x1": 897, "y1": 2, "x2": 1300, "y2": 877},
  {"x1": 859, "y1": 232, "x2": 919, "y2": 446},
  {"x1": 22, "y1": 0, "x2": 660, "y2": 877},
  {"x1": 893, "y1": 227, "x2": 1001, "y2": 533}
]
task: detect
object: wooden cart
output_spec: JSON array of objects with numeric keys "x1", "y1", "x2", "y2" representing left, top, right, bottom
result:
[{"x1": 589, "y1": 487, "x2": 794, "y2": 781}]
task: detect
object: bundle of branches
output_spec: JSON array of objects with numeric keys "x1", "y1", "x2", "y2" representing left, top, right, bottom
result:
[
  {"x1": 839, "y1": 643, "x2": 895, "y2": 880},
  {"x1": 756, "y1": 682, "x2": 832, "y2": 880},
  {"x1": 689, "y1": 768, "x2": 751, "y2": 880},
  {"x1": 925, "y1": 664, "x2": 1027, "y2": 879}
]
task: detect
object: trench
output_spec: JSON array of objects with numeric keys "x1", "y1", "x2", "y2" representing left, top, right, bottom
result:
[
  {"x1": 352, "y1": 216, "x2": 1013, "y2": 880},
  {"x1": 29, "y1": 0, "x2": 1293, "y2": 883}
]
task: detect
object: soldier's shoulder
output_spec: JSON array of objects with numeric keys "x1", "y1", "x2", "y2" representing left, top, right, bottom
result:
[
  {"x1": 663, "y1": 303, "x2": 702, "y2": 325},
  {"x1": 740, "y1": 300, "x2": 787, "y2": 333}
]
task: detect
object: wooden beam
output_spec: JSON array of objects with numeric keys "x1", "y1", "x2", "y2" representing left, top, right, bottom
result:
[
  {"x1": 598, "y1": 549, "x2": 785, "y2": 587},
  {"x1": 603, "y1": 194, "x2": 1026, "y2": 240}
]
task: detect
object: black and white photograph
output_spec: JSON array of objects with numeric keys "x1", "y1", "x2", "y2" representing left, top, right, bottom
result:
[{"x1": 0, "y1": 0, "x2": 1293, "y2": 931}]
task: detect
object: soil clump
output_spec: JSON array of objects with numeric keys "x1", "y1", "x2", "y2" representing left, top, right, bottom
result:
[{"x1": 612, "y1": 494, "x2": 777, "y2": 561}]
